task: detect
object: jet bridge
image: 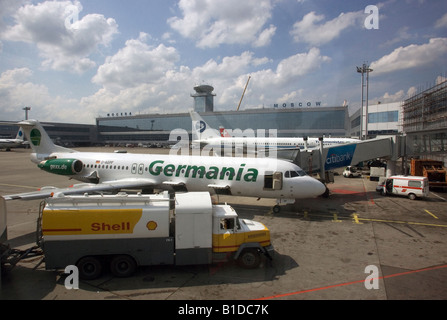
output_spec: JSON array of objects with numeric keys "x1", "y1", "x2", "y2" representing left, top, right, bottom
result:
[{"x1": 288, "y1": 135, "x2": 405, "y2": 182}]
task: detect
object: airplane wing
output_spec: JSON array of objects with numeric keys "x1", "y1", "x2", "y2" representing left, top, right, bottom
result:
[{"x1": 4, "y1": 179, "x2": 158, "y2": 201}]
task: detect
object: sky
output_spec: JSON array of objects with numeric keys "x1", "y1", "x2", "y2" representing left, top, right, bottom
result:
[{"x1": 0, "y1": 0, "x2": 446, "y2": 124}]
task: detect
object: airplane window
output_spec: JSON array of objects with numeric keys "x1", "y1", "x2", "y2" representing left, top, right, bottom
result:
[
  {"x1": 297, "y1": 169, "x2": 307, "y2": 176},
  {"x1": 290, "y1": 171, "x2": 299, "y2": 177}
]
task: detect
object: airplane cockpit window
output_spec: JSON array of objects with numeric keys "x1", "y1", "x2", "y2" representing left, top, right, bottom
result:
[{"x1": 285, "y1": 170, "x2": 307, "y2": 178}]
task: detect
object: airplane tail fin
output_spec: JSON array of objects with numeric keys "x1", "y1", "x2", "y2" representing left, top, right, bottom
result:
[
  {"x1": 219, "y1": 126, "x2": 232, "y2": 137},
  {"x1": 18, "y1": 120, "x2": 76, "y2": 160},
  {"x1": 189, "y1": 109, "x2": 221, "y2": 141},
  {"x1": 15, "y1": 127, "x2": 25, "y2": 141}
]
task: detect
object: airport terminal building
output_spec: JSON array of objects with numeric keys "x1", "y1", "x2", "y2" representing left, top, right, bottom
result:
[
  {"x1": 96, "y1": 85, "x2": 350, "y2": 145},
  {"x1": 96, "y1": 106, "x2": 350, "y2": 145},
  {"x1": 1, "y1": 82, "x2": 445, "y2": 164}
]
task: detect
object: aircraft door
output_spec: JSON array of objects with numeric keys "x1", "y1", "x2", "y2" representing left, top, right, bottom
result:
[
  {"x1": 264, "y1": 171, "x2": 283, "y2": 190},
  {"x1": 272, "y1": 172, "x2": 283, "y2": 190}
]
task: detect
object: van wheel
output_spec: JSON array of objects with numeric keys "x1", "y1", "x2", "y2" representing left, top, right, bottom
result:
[
  {"x1": 110, "y1": 255, "x2": 136, "y2": 278},
  {"x1": 237, "y1": 249, "x2": 261, "y2": 269},
  {"x1": 77, "y1": 256, "x2": 103, "y2": 280},
  {"x1": 408, "y1": 193, "x2": 416, "y2": 200}
]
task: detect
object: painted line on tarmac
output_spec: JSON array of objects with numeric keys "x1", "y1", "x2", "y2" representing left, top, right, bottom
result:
[
  {"x1": 430, "y1": 192, "x2": 446, "y2": 202},
  {"x1": 0, "y1": 183, "x2": 39, "y2": 190},
  {"x1": 255, "y1": 264, "x2": 447, "y2": 300},
  {"x1": 356, "y1": 216, "x2": 447, "y2": 228},
  {"x1": 424, "y1": 209, "x2": 438, "y2": 219},
  {"x1": 299, "y1": 211, "x2": 447, "y2": 228}
]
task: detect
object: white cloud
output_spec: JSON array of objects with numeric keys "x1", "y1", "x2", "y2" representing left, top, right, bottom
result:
[
  {"x1": 168, "y1": 0, "x2": 275, "y2": 48},
  {"x1": 370, "y1": 38, "x2": 447, "y2": 75},
  {"x1": 275, "y1": 48, "x2": 331, "y2": 83},
  {"x1": 1, "y1": 1, "x2": 118, "y2": 73},
  {"x1": 435, "y1": 13, "x2": 447, "y2": 29},
  {"x1": 93, "y1": 33, "x2": 180, "y2": 90},
  {"x1": 83, "y1": 46, "x2": 330, "y2": 116},
  {"x1": 0, "y1": 68, "x2": 83, "y2": 122},
  {"x1": 290, "y1": 10, "x2": 364, "y2": 46}
]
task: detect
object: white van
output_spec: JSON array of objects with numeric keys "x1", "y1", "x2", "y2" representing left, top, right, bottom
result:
[
  {"x1": 377, "y1": 175, "x2": 429, "y2": 200},
  {"x1": 343, "y1": 166, "x2": 362, "y2": 178}
]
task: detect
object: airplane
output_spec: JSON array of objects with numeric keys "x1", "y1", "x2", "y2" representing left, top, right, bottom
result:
[
  {"x1": 190, "y1": 110, "x2": 359, "y2": 153},
  {"x1": 4, "y1": 119, "x2": 327, "y2": 213},
  {"x1": 0, "y1": 127, "x2": 27, "y2": 151},
  {"x1": 219, "y1": 126, "x2": 231, "y2": 138}
]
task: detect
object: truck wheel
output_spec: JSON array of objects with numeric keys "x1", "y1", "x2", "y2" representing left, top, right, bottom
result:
[
  {"x1": 110, "y1": 255, "x2": 136, "y2": 278},
  {"x1": 273, "y1": 205, "x2": 281, "y2": 214},
  {"x1": 237, "y1": 249, "x2": 261, "y2": 269},
  {"x1": 408, "y1": 193, "x2": 416, "y2": 200},
  {"x1": 77, "y1": 256, "x2": 102, "y2": 280}
]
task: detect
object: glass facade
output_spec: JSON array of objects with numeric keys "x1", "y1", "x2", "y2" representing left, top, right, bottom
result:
[
  {"x1": 97, "y1": 107, "x2": 348, "y2": 143},
  {"x1": 368, "y1": 111, "x2": 399, "y2": 124}
]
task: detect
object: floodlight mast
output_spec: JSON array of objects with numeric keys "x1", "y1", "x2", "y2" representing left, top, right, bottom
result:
[{"x1": 356, "y1": 63, "x2": 373, "y2": 140}]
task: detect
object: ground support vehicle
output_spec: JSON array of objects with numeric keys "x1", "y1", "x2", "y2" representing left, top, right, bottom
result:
[
  {"x1": 1, "y1": 197, "x2": 42, "y2": 280},
  {"x1": 376, "y1": 175, "x2": 429, "y2": 200},
  {"x1": 39, "y1": 192, "x2": 273, "y2": 279},
  {"x1": 343, "y1": 166, "x2": 362, "y2": 178},
  {"x1": 411, "y1": 159, "x2": 447, "y2": 189}
]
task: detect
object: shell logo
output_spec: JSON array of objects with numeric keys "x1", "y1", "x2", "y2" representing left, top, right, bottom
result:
[{"x1": 146, "y1": 221, "x2": 158, "y2": 231}]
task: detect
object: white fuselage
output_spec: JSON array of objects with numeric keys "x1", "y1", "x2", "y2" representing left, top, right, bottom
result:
[
  {"x1": 195, "y1": 137, "x2": 359, "y2": 151},
  {"x1": 44, "y1": 152, "x2": 326, "y2": 200},
  {"x1": 0, "y1": 139, "x2": 24, "y2": 149}
]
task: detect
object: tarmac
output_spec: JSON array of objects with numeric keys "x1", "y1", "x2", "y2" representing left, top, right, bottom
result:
[{"x1": 1, "y1": 147, "x2": 447, "y2": 301}]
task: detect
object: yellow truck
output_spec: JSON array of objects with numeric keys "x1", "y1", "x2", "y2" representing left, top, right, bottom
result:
[{"x1": 39, "y1": 192, "x2": 273, "y2": 279}]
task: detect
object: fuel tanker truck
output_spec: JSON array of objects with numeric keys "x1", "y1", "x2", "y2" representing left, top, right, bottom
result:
[{"x1": 38, "y1": 192, "x2": 273, "y2": 279}]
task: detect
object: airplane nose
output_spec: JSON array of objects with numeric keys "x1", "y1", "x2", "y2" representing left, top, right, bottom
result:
[
  {"x1": 304, "y1": 177, "x2": 327, "y2": 197},
  {"x1": 292, "y1": 176, "x2": 327, "y2": 198},
  {"x1": 313, "y1": 178, "x2": 327, "y2": 196}
]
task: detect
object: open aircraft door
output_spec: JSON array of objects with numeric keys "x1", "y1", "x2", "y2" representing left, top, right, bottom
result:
[{"x1": 264, "y1": 171, "x2": 283, "y2": 190}]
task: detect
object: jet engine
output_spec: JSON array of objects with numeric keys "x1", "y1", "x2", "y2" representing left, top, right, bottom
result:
[{"x1": 38, "y1": 159, "x2": 84, "y2": 176}]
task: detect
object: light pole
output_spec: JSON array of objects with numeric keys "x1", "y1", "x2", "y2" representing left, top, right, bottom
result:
[
  {"x1": 356, "y1": 63, "x2": 373, "y2": 140},
  {"x1": 22, "y1": 107, "x2": 31, "y2": 120}
]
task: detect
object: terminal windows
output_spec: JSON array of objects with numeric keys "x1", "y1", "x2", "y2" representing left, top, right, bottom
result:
[{"x1": 368, "y1": 111, "x2": 399, "y2": 123}]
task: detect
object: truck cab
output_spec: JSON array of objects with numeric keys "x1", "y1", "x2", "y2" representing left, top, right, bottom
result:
[{"x1": 212, "y1": 205, "x2": 272, "y2": 268}]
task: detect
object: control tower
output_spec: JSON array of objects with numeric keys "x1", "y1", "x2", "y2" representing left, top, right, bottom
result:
[{"x1": 191, "y1": 84, "x2": 216, "y2": 112}]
